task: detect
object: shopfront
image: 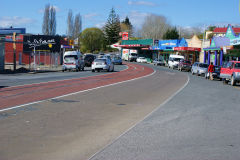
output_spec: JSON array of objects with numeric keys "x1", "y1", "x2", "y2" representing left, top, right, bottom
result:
[{"x1": 203, "y1": 24, "x2": 239, "y2": 66}]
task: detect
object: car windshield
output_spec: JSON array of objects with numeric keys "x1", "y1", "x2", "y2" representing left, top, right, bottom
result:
[
  {"x1": 173, "y1": 58, "x2": 182, "y2": 61},
  {"x1": 131, "y1": 53, "x2": 137, "y2": 56},
  {"x1": 235, "y1": 63, "x2": 240, "y2": 69},
  {"x1": 199, "y1": 63, "x2": 208, "y2": 68},
  {"x1": 114, "y1": 57, "x2": 121, "y2": 60},
  {"x1": 64, "y1": 55, "x2": 78, "y2": 60},
  {"x1": 94, "y1": 59, "x2": 106, "y2": 63}
]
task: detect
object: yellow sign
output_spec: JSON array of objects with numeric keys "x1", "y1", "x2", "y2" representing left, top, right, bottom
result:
[
  {"x1": 13, "y1": 32, "x2": 16, "y2": 50},
  {"x1": 48, "y1": 44, "x2": 52, "y2": 48}
]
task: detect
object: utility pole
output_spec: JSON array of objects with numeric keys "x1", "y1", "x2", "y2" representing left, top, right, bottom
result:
[{"x1": 13, "y1": 32, "x2": 16, "y2": 72}]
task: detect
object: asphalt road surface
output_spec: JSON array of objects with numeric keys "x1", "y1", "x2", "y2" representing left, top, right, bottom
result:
[
  {"x1": 0, "y1": 65, "x2": 127, "y2": 87},
  {"x1": 2, "y1": 63, "x2": 239, "y2": 160},
  {"x1": 0, "y1": 63, "x2": 187, "y2": 160},
  {"x1": 90, "y1": 65, "x2": 240, "y2": 160}
]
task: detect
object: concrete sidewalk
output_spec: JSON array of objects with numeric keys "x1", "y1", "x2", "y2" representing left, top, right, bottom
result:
[{"x1": 0, "y1": 64, "x2": 62, "y2": 74}]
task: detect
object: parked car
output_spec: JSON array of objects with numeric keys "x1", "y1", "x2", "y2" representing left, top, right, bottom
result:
[
  {"x1": 84, "y1": 54, "x2": 96, "y2": 67},
  {"x1": 168, "y1": 54, "x2": 184, "y2": 69},
  {"x1": 92, "y1": 58, "x2": 114, "y2": 72},
  {"x1": 178, "y1": 59, "x2": 192, "y2": 72},
  {"x1": 191, "y1": 62, "x2": 208, "y2": 76},
  {"x1": 153, "y1": 58, "x2": 165, "y2": 66},
  {"x1": 62, "y1": 51, "x2": 85, "y2": 72},
  {"x1": 112, "y1": 56, "x2": 122, "y2": 65},
  {"x1": 220, "y1": 61, "x2": 240, "y2": 86},
  {"x1": 136, "y1": 57, "x2": 147, "y2": 63},
  {"x1": 205, "y1": 65, "x2": 221, "y2": 80}
]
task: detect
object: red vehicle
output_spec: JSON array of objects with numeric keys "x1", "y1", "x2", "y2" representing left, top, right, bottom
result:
[
  {"x1": 220, "y1": 61, "x2": 240, "y2": 86},
  {"x1": 178, "y1": 60, "x2": 192, "y2": 72}
]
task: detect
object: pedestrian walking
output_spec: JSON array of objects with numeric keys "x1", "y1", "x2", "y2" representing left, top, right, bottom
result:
[{"x1": 208, "y1": 62, "x2": 214, "y2": 80}]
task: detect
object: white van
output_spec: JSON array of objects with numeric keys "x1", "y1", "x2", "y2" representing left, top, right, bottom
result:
[
  {"x1": 62, "y1": 51, "x2": 85, "y2": 72},
  {"x1": 168, "y1": 54, "x2": 184, "y2": 69}
]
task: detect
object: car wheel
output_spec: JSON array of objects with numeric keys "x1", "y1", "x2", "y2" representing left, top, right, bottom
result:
[
  {"x1": 223, "y1": 79, "x2": 228, "y2": 84},
  {"x1": 197, "y1": 71, "x2": 200, "y2": 76},
  {"x1": 231, "y1": 76, "x2": 236, "y2": 86},
  {"x1": 92, "y1": 69, "x2": 95, "y2": 72},
  {"x1": 62, "y1": 70, "x2": 64, "y2": 72}
]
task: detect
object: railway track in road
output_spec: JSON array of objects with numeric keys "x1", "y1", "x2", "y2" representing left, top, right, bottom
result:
[{"x1": 0, "y1": 63, "x2": 154, "y2": 111}]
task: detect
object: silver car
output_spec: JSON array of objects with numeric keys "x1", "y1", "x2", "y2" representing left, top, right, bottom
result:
[{"x1": 191, "y1": 62, "x2": 209, "y2": 76}]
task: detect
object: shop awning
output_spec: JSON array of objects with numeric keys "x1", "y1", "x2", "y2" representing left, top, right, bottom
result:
[
  {"x1": 174, "y1": 47, "x2": 201, "y2": 52},
  {"x1": 114, "y1": 44, "x2": 149, "y2": 48}
]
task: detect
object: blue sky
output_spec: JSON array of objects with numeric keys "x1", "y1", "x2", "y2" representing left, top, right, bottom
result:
[{"x1": 1, "y1": 0, "x2": 240, "y2": 35}]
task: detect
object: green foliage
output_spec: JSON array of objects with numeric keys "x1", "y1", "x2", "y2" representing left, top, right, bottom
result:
[
  {"x1": 208, "y1": 26, "x2": 216, "y2": 31},
  {"x1": 197, "y1": 34, "x2": 203, "y2": 39},
  {"x1": 121, "y1": 16, "x2": 133, "y2": 37},
  {"x1": 207, "y1": 33, "x2": 214, "y2": 39},
  {"x1": 129, "y1": 37, "x2": 141, "y2": 40},
  {"x1": 80, "y1": 28, "x2": 105, "y2": 53},
  {"x1": 163, "y1": 27, "x2": 179, "y2": 40},
  {"x1": 103, "y1": 8, "x2": 121, "y2": 45}
]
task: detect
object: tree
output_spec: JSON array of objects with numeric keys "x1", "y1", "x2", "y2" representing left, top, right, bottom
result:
[
  {"x1": 73, "y1": 13, "x2": 82, "y2": 39},
  {"x1": 140, "y1": 14, "x2": 170, "y2": 39},
  {"x1": 208, "y1": 26, "x2": 216, "y2": 31},
  {"x1": 163, "y1": 27, "x2": 179, "y2": 39},
  {"x1": 121, "y1": 16, "x2": 133, "y2": 37},
  {"x1": 49, "y1": 6, "x2": 56, "y2": 35},
  {"x1": 42, "y1": 4, "x2": 56, "y2": 35},
  {"x1": 80, "y1": 28, "x2": 105, "y2": 53},
  {"x1": 103, "y1": 8, "x2": 121, "y2": 45},
  {"x1": 67, "y1": 9, "x2": 74, "y2": 38},
  {"x1": 42, "y1": 4, "x2": 50, "y2": 35},
  {"x1": 180, "y1": 26, "x2": 203, "y2": 39}
]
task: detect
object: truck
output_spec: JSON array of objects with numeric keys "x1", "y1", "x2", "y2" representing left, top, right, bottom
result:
[
  {"x1": 122, "y1": 49, "x2": 138, "y2": 62},
  {"x1": 220, "y1": 61, "x2": 240, "y2": 86}
]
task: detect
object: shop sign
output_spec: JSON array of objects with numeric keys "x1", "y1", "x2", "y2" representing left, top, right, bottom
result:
[
  {"x1": 23, "y1": 35, "x2": 60, "y2": 52},
  {"x1": 230, "y1": 37, "x2": 240, "y2": 46}
]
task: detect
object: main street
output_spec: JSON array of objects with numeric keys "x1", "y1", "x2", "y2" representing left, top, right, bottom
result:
[{"x1": 1, "y1": 63, "x2": 240, "y2": 160}]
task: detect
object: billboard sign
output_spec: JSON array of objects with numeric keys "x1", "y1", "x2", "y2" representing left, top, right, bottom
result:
[
  {"x1": 230, "y1": 37, "x2": 240, "y2": 46},
  {"x1": 23, "y1": 35, "x2": 60, "y2": 52}
]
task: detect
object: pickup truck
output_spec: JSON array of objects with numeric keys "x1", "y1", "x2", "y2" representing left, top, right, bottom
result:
[{"x1": 220, "y1": 61, "x2": 240, "y2": 86}]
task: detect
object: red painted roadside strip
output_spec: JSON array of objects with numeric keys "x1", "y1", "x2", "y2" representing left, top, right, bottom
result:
[{"x1": 0, "y1": 63, "x2": 154, "y2": 110}]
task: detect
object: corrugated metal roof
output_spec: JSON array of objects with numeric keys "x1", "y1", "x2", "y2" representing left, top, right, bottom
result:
[{"x1": 213, "y1": 28, "x2": 240, "y2": 33}]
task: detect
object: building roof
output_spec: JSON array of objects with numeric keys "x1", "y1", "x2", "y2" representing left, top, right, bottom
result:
[{"x1": 213, "y1": 27, "x2": 240, "y2": 33}]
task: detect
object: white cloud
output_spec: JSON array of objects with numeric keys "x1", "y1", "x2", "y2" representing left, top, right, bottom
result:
[
  {"x1": 128, "y1": 11, "x2": 151, "y2": 28},
  {"x1": 39, "y1": 5, "x2": 60, "y2": 13},
  {"x1": 128, "y1": 1, "x2": 157, "y2": 7},
  {"x1": 83, "y1": 13, "x2": 99, "y2": 19},
  {"x1": 95, "y1": 22, "x2": 105, "y2": 28},
  {"x1": 0, "y1": 16, "x2": 35, "y2": 28}
]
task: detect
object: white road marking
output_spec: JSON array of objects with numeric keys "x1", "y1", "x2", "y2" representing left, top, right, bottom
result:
[{"x1": 88, "y1": 74, "x2": 190, "y2": 160}]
